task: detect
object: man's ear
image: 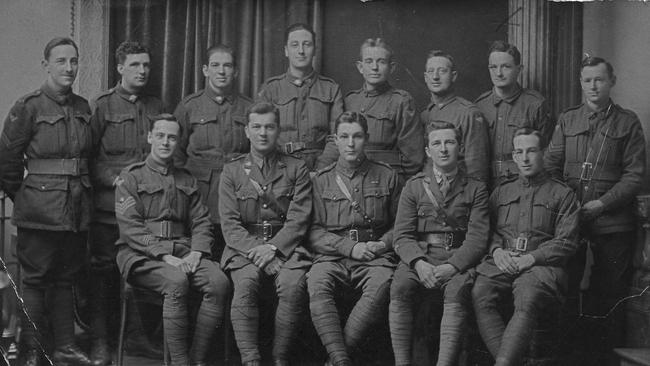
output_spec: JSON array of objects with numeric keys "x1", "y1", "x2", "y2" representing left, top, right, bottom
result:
[{"x1": 389, "y1": 61, "x2": 397, "y2": 75}]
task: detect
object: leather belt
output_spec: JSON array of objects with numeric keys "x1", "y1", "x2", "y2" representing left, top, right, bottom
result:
[
  {"x1": 280, "y1": 141, "x2": 325, "y2": 154},
  {"x1": 334, "y1": 228, "x2": 376, "y2": 243},
  {"x1": 145, "y1": 220, "x2": 187, "y2": 239},
  {"x1": 27, "y1": 158, "x2": 88, "y2": 176},
  {"x1": 564, "y1": 162, "x2": 621, "y2": 182},
  {"x1": 365, "y1": 149, "x2": 401, "y2": 165},
  {"x1": 491, "y1": 159, "x2": 518, "y2": 178},
  {"x1": 419, "y1": 231, "x2": 466, "y2": 251},
  {"x1": 245, "y1": 221, "x2": 284, "y2": 241}
]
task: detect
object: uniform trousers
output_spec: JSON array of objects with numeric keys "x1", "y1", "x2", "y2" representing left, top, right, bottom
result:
[
  {"x1": 129, "y1": 256, "x2": 230, "y2": 366},
  {"x1": 228, "y1": 261, "x2": 308, "y2": 363},
  {"x1": 389, "y1": 262, "x2": 474, "y2": 366},
  {"x1": 16, "y1": 228, "x2": 86, "y2": 349},
  {"x1": 472, "y1": 262, "x2": 561, "y2": 366},
  {"x1": 307, "y1": 260, "x2": 393, "y2": 366},
  {"x1": 88, "y1": 222, "x2": 120, "y2": 340}
]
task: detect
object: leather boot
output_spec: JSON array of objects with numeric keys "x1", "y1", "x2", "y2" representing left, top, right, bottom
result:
[
  {"x1": 90, "y1": 338, "x2": 111, "y2": 366},
  {"x1": 52, "y1": 344, "x2": 93, "y2": 366}
]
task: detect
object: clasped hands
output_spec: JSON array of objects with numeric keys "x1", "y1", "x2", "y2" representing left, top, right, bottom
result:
[
  {"x1": 350, "y1": 241, "x2": 388, "y2": 261},
  {"x1": 162, "y1": 250, "x2": 202, "y2": 274},
  {"x1": 414, "y1": 260, "x2": 458, "y2": 289},
  {"x1": 492, "y1": 248, "x2": 535, "y2": 275},
  {"x1": 247, "y1": 244, "x2": 284, "y2": 275}
]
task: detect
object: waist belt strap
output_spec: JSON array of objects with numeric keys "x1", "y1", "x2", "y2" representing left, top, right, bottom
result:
[
  {"x1": 145, "y1": 221, "x2": 187, "y2": 239},
  {"x1": 245, "y1": 222, "x2": 284, "y2": 241},
  {"x1": 491, "y1": 160, "x2": 518, "y2": 178},
  {"x1": 564, "y1": 162, "x2": 622, "y2": 181},
  {"x1": 365, "y1": 149, "x2": 401, "y2": 165},
  {"x1": 280, "y1": 141, "x2": 325, "y2": 154},
  {"x1": 27, "y1": 158, "x2": 88, "y2": 176},
  {"x1": 333, "y1": 228, "x2": 376, "y2": 243},
  {"x1": 419, "y1": 231, "x2": 466, "y2": 250}
]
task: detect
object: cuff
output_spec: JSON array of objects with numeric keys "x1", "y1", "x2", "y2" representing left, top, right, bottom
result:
[
  {"x1": 337, "y1": 237, "x2": 358, "y2": 257},
  {"x1": 529, "y1": 250, "x2": 546, "y2": 265},
  {"x1": 147, "y1": 240, "x2": 174, "y2": 259}
]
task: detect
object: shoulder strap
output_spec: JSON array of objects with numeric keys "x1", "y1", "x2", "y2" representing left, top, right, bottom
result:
[
  {"x1": 244, "y1": 169, "x2": 286, "y2": 221},
  {"x1": 421, "y1": 180, "x2": 463, "y2": 230},
  {"x1": 335, "y1": 174, "x2": 374, "y2": 226}
]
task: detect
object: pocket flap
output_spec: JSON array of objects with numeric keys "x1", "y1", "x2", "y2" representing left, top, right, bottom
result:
[
  {"x1": 105, "y1": 113, "x2": 134, "y2": 123},
  {"x1": 35, "y1": 114, "x2": 65, "y2": 125},
  {"x1": 137, "y1": 183, "x2": 163, "y2": 194}
]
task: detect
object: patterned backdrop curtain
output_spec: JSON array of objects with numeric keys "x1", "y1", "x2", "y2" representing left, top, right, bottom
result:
[{"x1": 108, "y1": 0, "x2": 323, "y2": 111}]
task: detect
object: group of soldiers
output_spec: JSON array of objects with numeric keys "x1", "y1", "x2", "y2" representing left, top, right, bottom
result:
[{"x1": 0, "y1": 20, "x2": 645, "y2": 366}]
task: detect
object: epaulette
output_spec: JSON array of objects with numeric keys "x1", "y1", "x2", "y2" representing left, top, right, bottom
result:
[
  {"x1": 238, "y1": 93, "x2": 253, "y2": 103},
  {"x1": 455, "y1": 96, "x2": 475, "y2": 108},
  {"x1": 180, "y1": 90, "x2": 205, "y2": 105},
  {"x1": 475, "y1": 90, "x2": 493, "y2": 103},
  {"x1": 344, "y1": 88, "x2": 362, "y2": 98},
  {"x1": 316, "y1": 74, "x2": 338, "y2": 84},
  {"x1": 315, "y1": 162, "x2": 336, "y2": 176},
  {"x1": 521, "y1": 88, "x2": 545, "y2": 100},
  {"x1": 124, "y1": 161, "x2": 146, "y2": 172},
  {"x1": 263, "y1": 74, "x2": 285, "y2": 85},
  {"x1": 229, "y1": 154, "x2": 247, "y2": 162},
  {"x1": 498, "y1": 175, "x2": 519, "y2": 186},
  {"x1": 368, "y1": 159, "x2": 394, "y2": 172},
  {"x1": 550, "y1": 176, "x2": 570, "y2": 188},
  {"x1": 561, "y1": 103, "x2": 583, "y2": 114},
  {"x1": 391, "y1": 88, "x2": 412, "y2": 99},
  {"x1": 18, "y1": 89, "x2": 42, "y2": 104},
  {"x1": 94, "y1": 87, "x2": 116, "y2": 102}
]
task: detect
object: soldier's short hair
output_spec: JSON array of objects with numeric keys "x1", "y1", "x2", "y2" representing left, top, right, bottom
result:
[
  {"x1": 246, "y1": 102, "x2": 280, "y2": 126},
  {"x1": 581, "y1": 56, "x2": 614, "y2": 79},
  {"x1": 425, "y1": 50, "x2": 456, "y2": 71},
  {"x1": 489, "y1": 40, "x2": 521, "y2": 65},
  {"x1": 149, "y1": 113, "x2": 182, "y2": 136},
  {"x1": 204, "y1": 44, "x2": 236, "y2": 67},
  {"x1": 425, "y1": 121, "x2": 461, "y2": 145},
  {"x1": 44, "y1": 37, "x2": 78, "y2": 60},
  {"x1": 285, "y1": 23, "x2": 316, "y2": 45},
  {"x1": 335, "y1": 111, "x2": 369, "y2": 135},
  {"x1": 512, "y1": 128, "x2": 545, "y2": 149},
  {"x1": 115, "y1": 41, "x2": 150, "y2": 65},
  {"x1": 360, "y1": 38, "x2": 393, "y2": 62}
]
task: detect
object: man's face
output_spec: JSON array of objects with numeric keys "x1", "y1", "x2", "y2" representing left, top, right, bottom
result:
[
  {"x1": 245, "y1": 112, "x2": 279, "y2": 155},
  {"x1": 118, "y1": 53, "x2": 150, "y2": 92},
  {"x1": 425, "y1": 129, "x2": 459, "y2": 171},
  {"x1": 488, "y1": 51, "x2": 522, "y2": 89},
  {"x1": 147, "y1": 120, "x2": 180, "y2": 164},
  {"x1": 512, "y1": 134, "x2": 544, "y2": 177},
  {"x1": 424, "y1": 56, "x2": 457, "y2": 96},
  {"x1": 356, "y1": 46, "x2": 393, "y2": 88},
  {"x1": 202, "y1": 51, "x2": 236, "y2": 91},
  {"x1": 336, "y1": 122, "x2": 367, "y2": 163},
  {"x1": 580, "y1": 63, "x2": 615, "y2": 106},
  {"x1": 43, "y1": 44, "x2": 78, "y2": 91},
  {"x1": 284, "y1": 29, "x2": 315, "y2": 70}
]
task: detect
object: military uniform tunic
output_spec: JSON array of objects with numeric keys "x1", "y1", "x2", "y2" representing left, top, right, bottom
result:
[
  {"x1": 475, "y1": 85, "x2": 553, "y2": 186},
  {"x1": 420, "y1": 94, "x2": 489, "y2": 182},
  {"x1": 307, "y1": 157, "x2": 400, "y2": 365},
  {"x1": 258, "y1": 70, "x2": 344, "y2": 170},
  {"x1": 218, "y1": 151, "x2": 312, "y2": 363}
]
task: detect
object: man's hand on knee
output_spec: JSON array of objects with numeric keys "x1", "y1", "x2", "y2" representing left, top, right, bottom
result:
[
  {"x1": 493, "y1": 248, "x2": 519, "y2": 275},
  {"x1": 182, "y1": 251, "x2": 202, "y2": 273},
  {"x1": 162, "y1": 254, "x2": 192, "y2": 274},
  {"x1": 414, "y1": 260, "x2": 439, "y2": 289}
]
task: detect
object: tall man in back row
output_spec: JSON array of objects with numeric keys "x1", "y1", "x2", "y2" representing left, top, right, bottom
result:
[
  {"x1": 475, "y1": 41, "x2": 553, "y2": 188},
  {"x1": 89, "y1": 40, "x2": 163, "y2": 364},
  {"x1": 544, "y1": 56, "x2": 646, "y2": 361},
  {"x1": 258, "y1": 22, "x2": 344, "y2": 171}
]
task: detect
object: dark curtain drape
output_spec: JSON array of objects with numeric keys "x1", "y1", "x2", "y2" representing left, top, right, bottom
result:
[{"x1": 108, "y1": 0, "x2": 323, "y2": 111}]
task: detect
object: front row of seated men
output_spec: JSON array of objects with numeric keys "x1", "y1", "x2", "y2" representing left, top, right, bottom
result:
[{"x1": 113, "y1": 101, "x2": 579, "y2": 366}]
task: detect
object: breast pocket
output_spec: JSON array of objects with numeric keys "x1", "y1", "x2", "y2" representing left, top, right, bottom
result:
[
  {"x1": 272, "y1": 185, "x2": 294, "y2": 214},
  {"x1": 73, "y1": 112, "x2": 92, "y2": 150},
  {"x1": 532, "y1": 199, "x2": 558, "y2": 236},
  {"x1": 230, "y1": 115, "x2": 249, "y2": 153},
  {"x1": 563, "y1": 124, "x2": 590, "y2": 163},
  {"x1": 364, "y1": 111, "x2": 396, "y2": 145},
  {"x1": 34, "y1": 114, "x2": 66, "y2": 154},
  {"x1": 321, "y1": 189, "x2": 347, "y2": 227},
  {"x1": 189, "y1": 115, "x2": 218, "y2": 151},
  {"x1": 307, "y1": 93, "x2": 335, "y2": 132},
  {"x1": 177, "y1": 184, "x2": 198, "y2": 218},
  {"x1": 496, "y1": 196, "x2": 520, "y2": 229},
  {"x1": 235, "y1": 187, "x2": 259, "y2": 222},
  {"x1": 417, "y1": 203, "x2": 439, "y2": 232},
  {"x1": 276, "y1": 94, "x2": 298, "y2": 133},
  {"x1": 363, "y1": 186, "x2": 391, "y2": 224},
  {"x1": 600, "y1": 127, "x2": 627, "y2": 168},
  {"x1": 104, "y1": 113, "x2": 137, "y2": 153},
  {"x1": 137, "y1": 183, "x2": 164, "y2": 214}
]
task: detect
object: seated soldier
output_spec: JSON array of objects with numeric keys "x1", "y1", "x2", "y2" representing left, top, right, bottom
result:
[
  {"x1": 219, "y1": 101, "x2": 312, "y2": 366},
  {"x1": 307, "y1": 111, "x2": 401, "y2": 366},
  {"x1": 472, "y1": 128, "x2": 580, "y2": 366},
  {"x1": 390, "y1": 121, "x2": 489, "y2": 366},
  {"x1": 115, "y1": 113, "x2": 231, "y2": 366}
]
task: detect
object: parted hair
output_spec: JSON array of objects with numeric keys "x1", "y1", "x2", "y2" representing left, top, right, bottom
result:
[
  {"x1": 360, "y1": 38, "x2": 393, "y2": 62},
  {"x1": 149, "y1": 113, "x2": 182, "y2": 136},
  {"x1": 489, "y1": 40, "x2": 521, "y2": 65},
  {"x1": 44, "y1": 37, "x2": 78, "y2": 60},
  {"x1": 285, "y1": 23, "x2": 315, "y2": 45},
  {"x1": 246, "y1": 101, "x2": 280, "y2": 125},
  {"x1": 116, "y1": 41, "x2": 150, "y2": 64},
  {"x1": 581, "y1": 56, "x2": 614, "y2": 78},
  {"x1": 426, "y1": 50, "x2": 456, "y2": 71},
  {"x1": 512, "y1": 127, "x2": 545, "y2": 149},
  {"x1": 335, "y1": 111, "x2": 369, "y2": 135},
  {"x1": 204, "y1": 44, "x2": 236, "y2": 67},
  {"x1": 424, "y1": 121, "x2": 461, "y2": 144}
]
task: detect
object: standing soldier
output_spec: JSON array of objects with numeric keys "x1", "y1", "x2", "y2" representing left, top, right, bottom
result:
[
  {"x1": 307, "y1": 112, "x2": 401, "y2": 366},
  {"x1": 475, "y1": 41, "x2": 553, "y2": 188},
  {"x1": 420, "y1": 50, "x2": 489, "y2": 183},
  {"x1": 174, "y1": 44, "x2": 252, "y2": 260},
  {"x1": 88, "y1": 40, "x2": 163, "y2": 364},
  {"x1": 473, "y1": 128, "x2": 579, "y2": 366},
  {"x1": 317, "y1": 38, "x2": 424, "y2": 179},
  {"x1": 219, "y1": 102, "x2": 312, "y2": 366},
  {"x1": 115, "y1": 114, "x2": 230, "y2": 366},
  {"x1": 544, "y1": 56, "x2": 646, "y2": 361},
  {"x1": 389, "y1": 122, "x2": 489, "y2": 366},
  {"x1": 0, "y1": 37, "x2": 93, "y2": 366},
  {"x1": 258, "y1": 23, "x2": 344, "y2": 171}
]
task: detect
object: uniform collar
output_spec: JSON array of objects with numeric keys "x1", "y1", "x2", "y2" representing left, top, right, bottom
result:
[
  {"x1": 363, "y1": 82, "x2": 391, "y2": 97},
  {"x1": 518, "y1": 169, "x2": 549, "y2": 187},
  {"x1": 583, "y1": 100, "x2": 614, "y2": 120},
  {"x1": 145, "y1": 155, "x2": 173, "y2": 175},
  {"x1": 205, "y1": 85, "x2": 234, "y2": 105},
  {"x1": 336, "y1": 155, "x2": 369, "y2": 178},
  {"x1": 492, "y1": 84, "x2": 523, "y2": 106},
  {"x1": 285, "y1": 69, "x2": 316, "y2": 87},
  {"x1": 432, "y1": 165, "x2": 458, "y2": 184},
  {"x1": 427, "y1": 94, "x2": 457, "y2": 111},
  {"x1": 115, "y1": 83, "x2": 140, "y2": 103},
  {"x1": 41, "y1": 82, "x2": 72, "y2": 105},
  {"x1": 248, "y1": 149, "x2": 280, "y2": 169}
]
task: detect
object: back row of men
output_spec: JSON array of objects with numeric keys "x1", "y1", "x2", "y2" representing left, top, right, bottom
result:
[{"x1": 0, "y1": 21, "x2": 645, "y2": 366}]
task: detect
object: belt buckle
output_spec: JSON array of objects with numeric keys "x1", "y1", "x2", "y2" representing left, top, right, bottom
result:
[
  {"x1": 160, "y1": 221, "x2": 171, "y2": 239},
  {"x1": 262, "y1": 221, "x2": 273, "y2": 241},
  {"x1": 580, "y1": 162, "x2": 593, "y2": 181},
  {"x1": 515, "y1": 235, "x2": 528, "y2": 252},
  {"x1": 349, "y1": 229, "x2": 359, "y2": 243},
  {"x1": 63, "y1": 158, "x2": 80, "y2": 175},
  {"x1": 284, "y1": 142, "x2": 294, "y2": 154},
  {"x1": 444, "y1": 232, "x2": 454, "y2": 251}
]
